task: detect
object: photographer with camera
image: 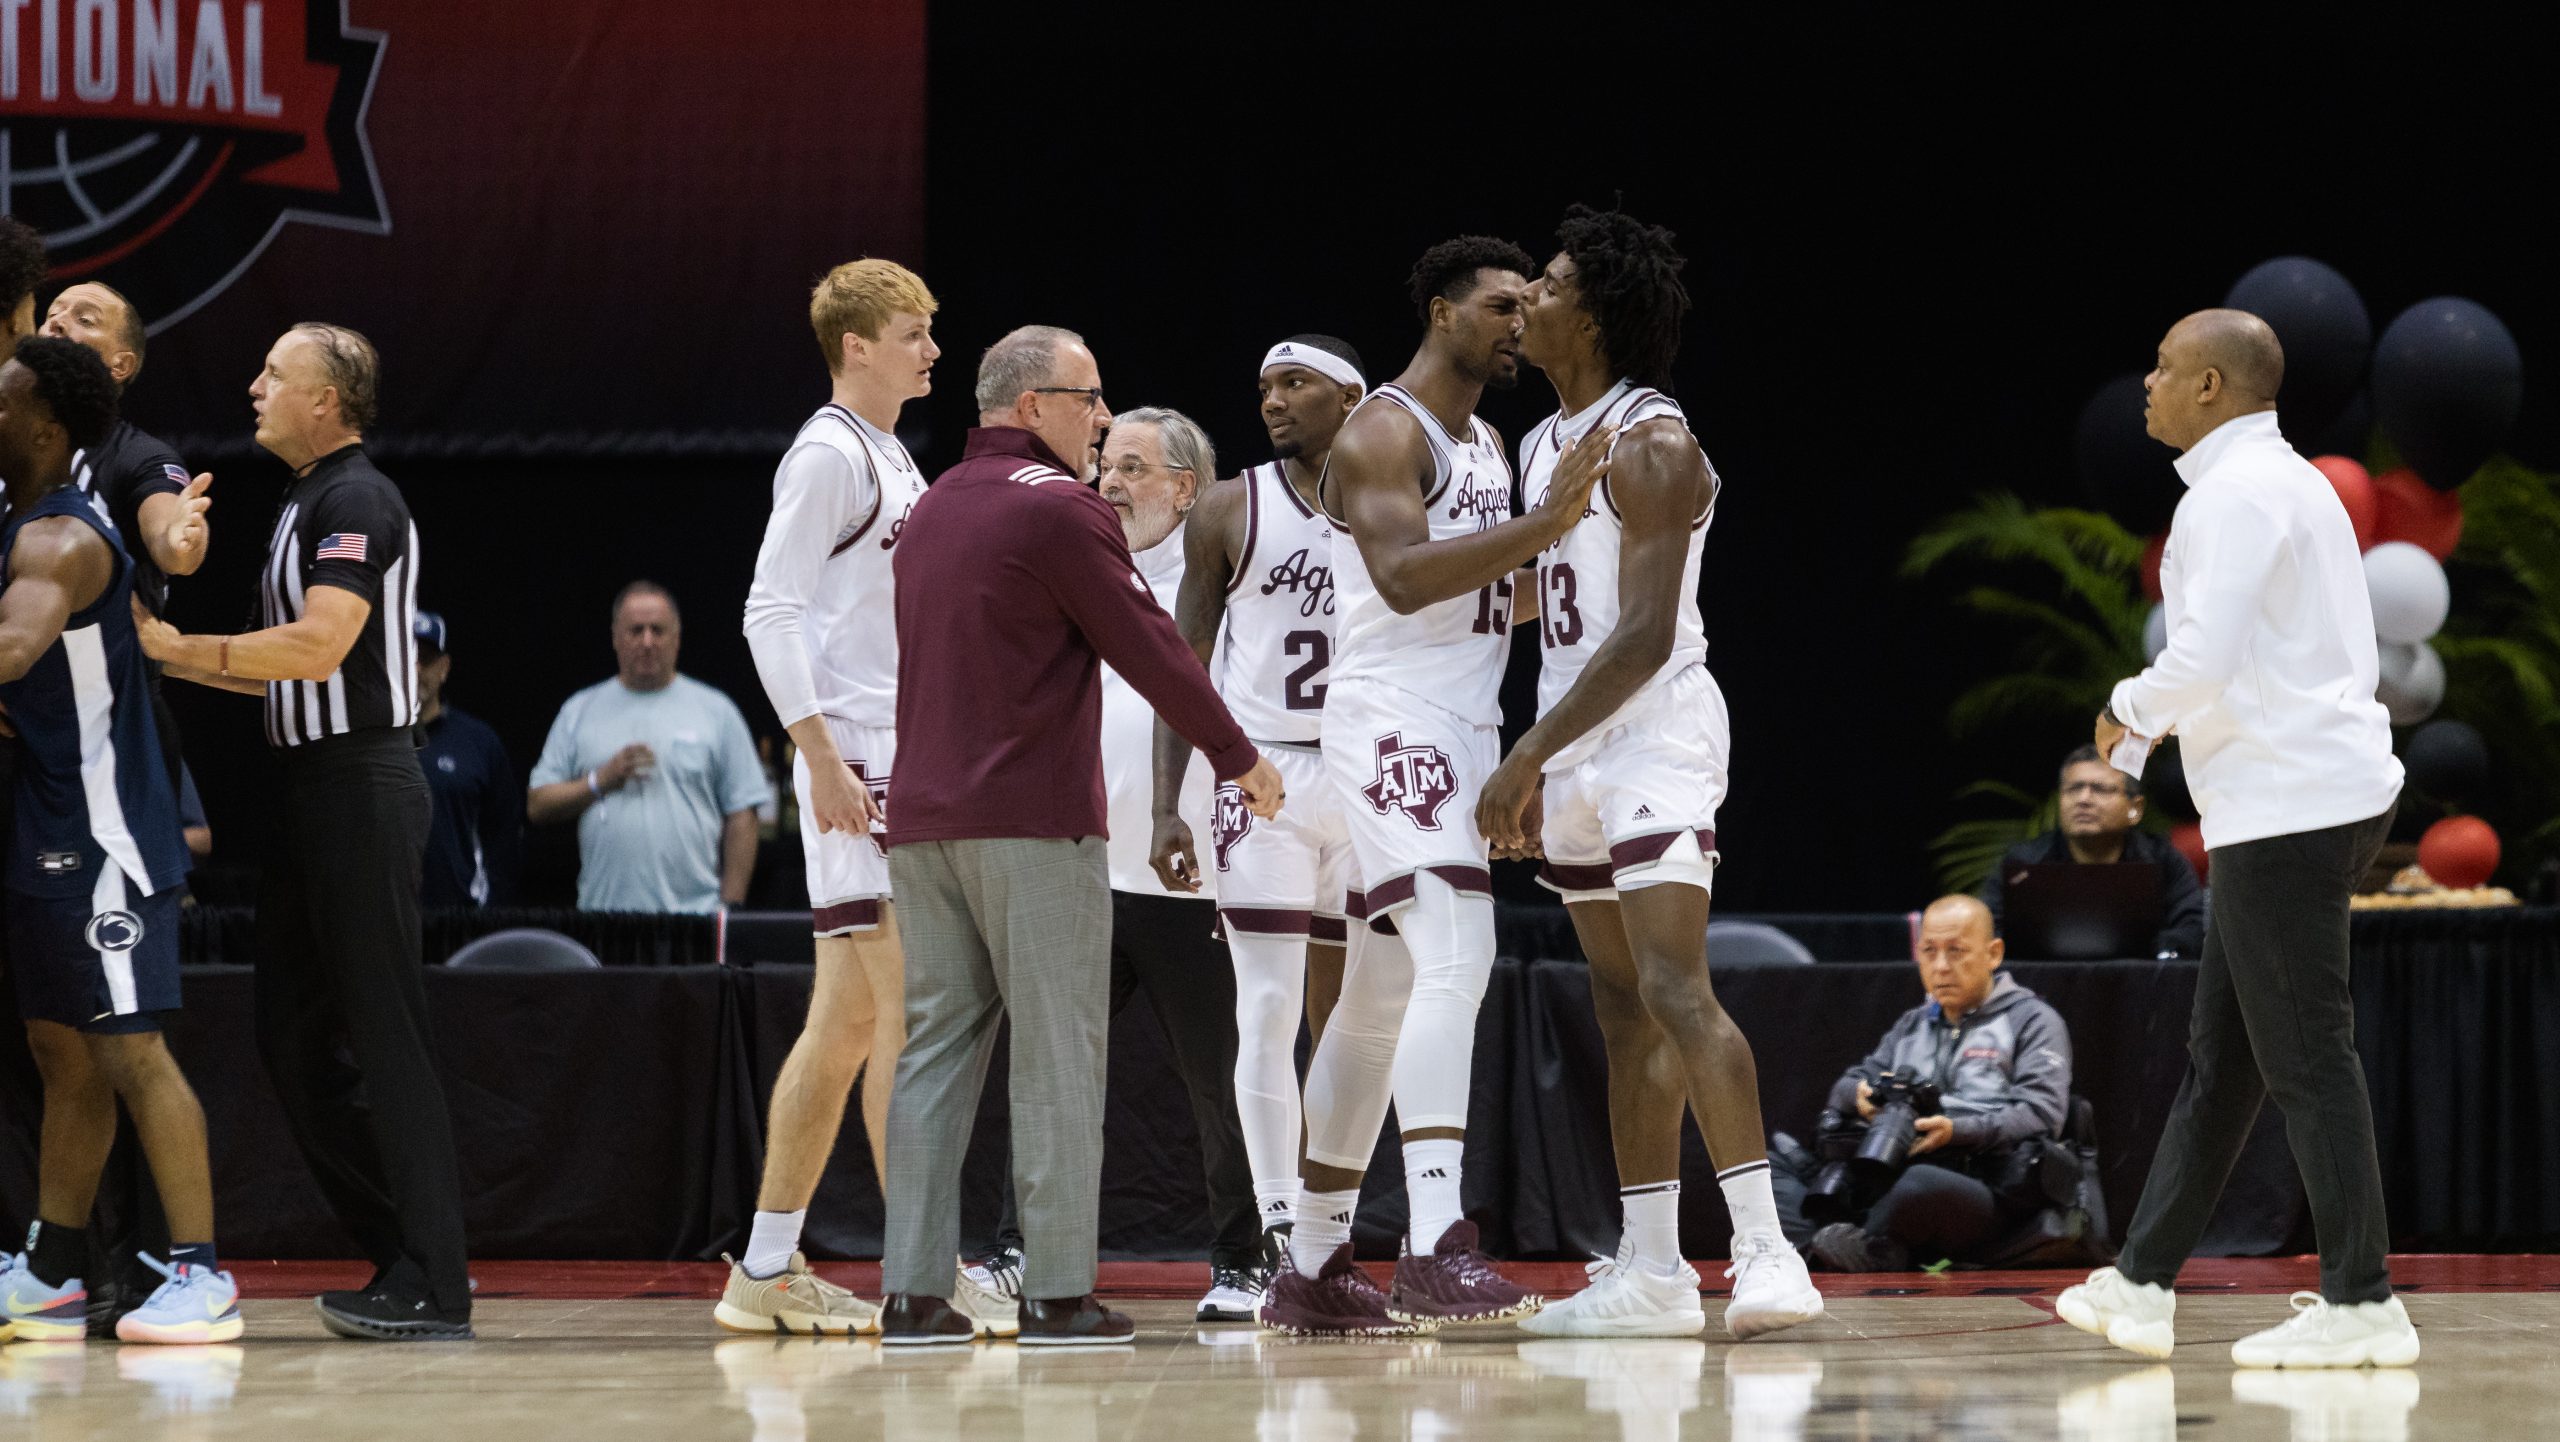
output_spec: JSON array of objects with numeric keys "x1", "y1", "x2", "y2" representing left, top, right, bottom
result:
[{"x1": 1772, "y1": 895, "x2": 2076, "y2": 1271}]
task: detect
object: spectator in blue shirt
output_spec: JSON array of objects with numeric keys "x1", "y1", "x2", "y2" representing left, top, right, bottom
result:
[
  {"x1": 413, "y1": 613, "x2": 522, "y2": 908},
  {"x1": 527, "y1": 582, "x2": 770, "y2": 914}
]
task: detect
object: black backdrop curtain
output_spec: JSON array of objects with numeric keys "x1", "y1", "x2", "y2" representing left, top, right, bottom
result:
[{"x1": 4, "y1": 908, "x2": 2554, "y2": 1261}]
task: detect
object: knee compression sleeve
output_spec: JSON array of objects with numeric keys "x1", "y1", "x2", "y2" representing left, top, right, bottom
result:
[
  {"x1": 1229, "y1": 932, "x2": 1309, "y2": 1212},
  {"x1": 1300, "y1": 921, "x2": 1413, "y2": 1171},
  {"x1": 1388, "y1": 875, "x2": 1497, "y2": 1134}
]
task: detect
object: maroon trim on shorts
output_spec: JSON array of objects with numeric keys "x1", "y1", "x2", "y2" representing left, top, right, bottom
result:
[
  {"x1": 1538, "y1": 859, "x2": 1616, "y2": 894},
  {"x1": 813, "y1": 899, "x2": 883, "y2": 936},
  {"x1": 1222, "y1": 907, "x2": 1314, "y2": 937},
  {"x1": 1364, "y1": 873, "x2": 1418, "y2": 912},
  {"x1": 1424, "y1": 864, "x2": 1494, "y2": 895},
  {"x1": 1608, "y1": 829, "x2": 1716, "y2": 873},
  {"x1": 1311, "y1": 915, "x2": 1349, "y2": 944}
]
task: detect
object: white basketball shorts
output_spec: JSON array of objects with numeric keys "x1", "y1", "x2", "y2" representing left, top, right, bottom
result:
[
  {"x1": 1322, "y1": 677, "x2": 1498, "y2": 922},
  {"x1": 1537, "y1": 665, "x2": 1729, "y2": 902},
  {"x1": 796, "y1": 716, "x2": 893, "y2": 936},
  {"x1": 1211, "y1": 742, "x2": 1351, "y2": 944}
]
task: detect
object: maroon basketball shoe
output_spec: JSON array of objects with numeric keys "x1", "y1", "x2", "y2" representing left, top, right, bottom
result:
[
  {"x1": 1258, "y1": 1243, "x2": 1430, "y2": 1338},
  {"x1": 1386, "y1": 1221, "x2": 1543, "y2": 1326}
]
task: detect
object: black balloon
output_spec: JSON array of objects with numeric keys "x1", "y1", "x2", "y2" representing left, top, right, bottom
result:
[
  {"x1": 2076, "y1": 374, "x2": 2183, "y2": 535},
  {"x1": 2225, "y1": 257, "x2": 2372, "y2": 437},
  {"x1": 2404, "y1": 719, "x2": 2490, "y2": 803},
  {"x1": 2294, "y1": 388, "x2": 2372, "y2": 462},
  {"x1": 2373, "y1": 298, "x2": 2523, "y2": 491}
]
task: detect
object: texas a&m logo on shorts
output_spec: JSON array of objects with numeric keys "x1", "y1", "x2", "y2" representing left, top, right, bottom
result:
[
  {"x1": 1360, "y1": 731, "x2": 1455, "y2": 831},
  {"x1": 3, "y1": 1, "x2": 388, "y2": 330},
  {"x1": 1212, "y1": 784, "x2": 1252, "y2": 870}
]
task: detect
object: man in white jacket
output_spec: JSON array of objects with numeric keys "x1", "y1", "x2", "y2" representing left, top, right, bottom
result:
[{"x1": 2058, "y1": 309, "x2": 2414, "y2": 1370}]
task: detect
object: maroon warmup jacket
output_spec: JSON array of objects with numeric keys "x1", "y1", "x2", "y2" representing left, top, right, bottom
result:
[{"x1": 888, "y1": 426, "x2": 1258, "y2": 845}]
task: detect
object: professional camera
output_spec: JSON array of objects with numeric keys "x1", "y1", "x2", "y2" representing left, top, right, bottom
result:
[
  {"x1": 1799, "y1": 1070, "x2": 1943, "y2": 1225},
  {"x1": 1853, "y1": 1071, "x2": 1945, "y2": 1186}
]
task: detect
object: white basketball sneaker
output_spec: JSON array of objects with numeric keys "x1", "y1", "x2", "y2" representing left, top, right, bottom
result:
[
  {"x1": 2230, "y1": 1292, "x2": 2420, "y2": 1369},
  {"x1": 955, "y1": 1255, "x2": 1023, "y2": 1339},
  {"x1": 1721, "y1": 1231, "x2": 1824, "y2": 1340},
  {"x1": 2056, "y1": 1267, "x2": 2176, "y2": 1359},
  {"x1": 1519, "y1": 1248, "x2": 1706, "y2": 1338}
]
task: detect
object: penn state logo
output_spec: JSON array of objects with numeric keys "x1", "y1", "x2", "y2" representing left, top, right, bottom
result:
[
  {"x1": 1360, "y1": 731, "x2": 1455, "y2": 831},
  {"x1": 1212, "y1": 783, "x2": 1252, "y2": 870},
  {"x1": 3, "y1": 2, "x2": 389, "y2": 331},
  {"x1": 85, "y1": 909, "x2": 146, "y2": 953}
]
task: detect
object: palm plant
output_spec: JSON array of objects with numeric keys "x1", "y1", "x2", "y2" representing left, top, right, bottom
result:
[
  {"x1": 2434, "y1": 457, "x2": 2560, "y2": 875},
  {"x1": 1902, "y1": 494, "x2": 2152, "y2": 890}
]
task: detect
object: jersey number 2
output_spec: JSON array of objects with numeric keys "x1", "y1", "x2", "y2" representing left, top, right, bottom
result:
[{"x1": 1284, "y1": 630, "x2": 1329, "y2": 710}]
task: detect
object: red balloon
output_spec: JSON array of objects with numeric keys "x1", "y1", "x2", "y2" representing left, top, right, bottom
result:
[
  {"x1": 2169, "y1": 821, "x2": 2208, "y2": 882},
  {"x1": 2311, "y1": 455, "x2": 2379, "y2": 550},
  {"x1": 2370, "y1": 467, "x2": 2463, "y2": 560},
  {"x1": 2139, "y1": 531, "x2": 2168, "y2": 602},
  {"x1": 2419, "y1": 816, "x2": 2501, "y2": 890}
]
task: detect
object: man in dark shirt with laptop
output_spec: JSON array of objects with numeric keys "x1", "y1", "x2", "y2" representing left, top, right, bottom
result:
[{"x1": 1980, "y1": 745, "x2": 2205, "y2": 959}]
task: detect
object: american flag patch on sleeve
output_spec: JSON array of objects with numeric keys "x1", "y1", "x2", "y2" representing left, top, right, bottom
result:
[
  {"x1": 163, "y1": 464, "x2": 189, "y2": 487},
  {"x1": 317, "y1": 533, "x2": 369, "y2": 562}
]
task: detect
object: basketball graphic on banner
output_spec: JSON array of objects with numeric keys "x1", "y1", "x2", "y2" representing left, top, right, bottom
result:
[{"x1": 0, "y1": 1, "x2": 388, "y2": 331}]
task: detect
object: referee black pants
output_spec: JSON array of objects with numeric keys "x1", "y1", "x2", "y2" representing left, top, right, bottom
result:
[
  {"x1": 256, "y1": 729, "x2": 470, "y2": 1313},
  {"x1": 990, "y1": 890, "x2": 1262, "y2": 1270},
  {"x1": 2117, "y1": 808, "x2": 2396, "y2": 1304}
]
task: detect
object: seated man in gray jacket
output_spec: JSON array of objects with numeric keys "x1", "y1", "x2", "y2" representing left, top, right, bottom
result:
[{"x1": 1775, "y1": 894, "x2": 2075, "y2": 1270}]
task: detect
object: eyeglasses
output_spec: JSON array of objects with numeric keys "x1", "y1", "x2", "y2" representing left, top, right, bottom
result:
[
  {"x1": 1031, "y1": 386, "x2": 1106, "y2": 409},
  {"x1": 2060, "y1": 781, "x2": 2129, "y2": 799},
  {"x1": 1100, "y1": 458, "x2": 1194, "y2": 483}
]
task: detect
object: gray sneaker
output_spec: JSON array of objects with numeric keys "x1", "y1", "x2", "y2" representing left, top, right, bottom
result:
[
  {"x1": 713, "y1": 1253, "x2": 880, "y2": 1336},
  {"x1": 955, "y1": 1257, "x2": 1023, "y2": 1338}
]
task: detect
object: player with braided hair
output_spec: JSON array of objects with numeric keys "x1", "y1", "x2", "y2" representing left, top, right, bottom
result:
[{"x1": 1493, "y1": 205, "x2": 1824, "y2": 1340}]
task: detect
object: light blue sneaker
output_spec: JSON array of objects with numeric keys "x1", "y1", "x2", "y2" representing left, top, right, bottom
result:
[
  {"x1": 114, "y1": 1255, "x2": 243, "y2": 1345},
  {"x1": 0, "y1": 1251, "x2": 87, "y2": 1342}
]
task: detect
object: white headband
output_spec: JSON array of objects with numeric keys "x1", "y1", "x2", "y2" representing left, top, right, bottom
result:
[{"x1": 1260, "y1": 340, "x2": 1363, "y2": 391}]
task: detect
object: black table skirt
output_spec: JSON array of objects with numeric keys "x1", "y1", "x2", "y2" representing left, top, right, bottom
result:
[{"x1": 5, "y1": 908, "x2": 2554, "y2": 1261}]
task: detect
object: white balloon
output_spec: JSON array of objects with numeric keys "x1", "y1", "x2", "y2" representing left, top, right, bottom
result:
[
  {"x1": 2364, "y1": 541, "x2": 2451, "y2": 645},
  {"x1": 2143, "y1": 604, "x2": 2169, "y2": 662},
  {"x1": 2375, "y1": 641, "x2": 2445, "y2": 725}
]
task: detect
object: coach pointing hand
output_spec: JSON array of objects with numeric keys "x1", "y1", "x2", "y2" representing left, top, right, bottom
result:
[{"x1": 875, "y1": 324, "x2": 1275, "y2": 1349}]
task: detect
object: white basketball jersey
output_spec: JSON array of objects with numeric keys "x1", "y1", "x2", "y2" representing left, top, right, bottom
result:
[
  {"x1": 1323, "y1": 385, "x2": 1517, "y2": 725},
  {"x1": 1216, "y1": 463, "x2": 1337, "y2": 745},
  {"x1": 758, "y1": 403, "x2": 926, "y2": 728},
  {"x1": 1522, "y1": 380, "x2": 1717, "y2": 769}
]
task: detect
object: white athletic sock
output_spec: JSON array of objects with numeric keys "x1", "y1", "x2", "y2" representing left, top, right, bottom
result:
[
  {"x1": 1718, "y1": 1161, "x2": 1780, "y2": 1241},
  {"x1": 744, "y1": 1209, "x2": 806, "y2": 1279},
  {"x1": 1290, "y1": 1188, "x2": 1359, "y2": 1279},
  {"x1": 1621, "y1": 1180, "x2": 1683, "y2": 1276},
  {"x1": 1404, "y1": 1138, "x2": 1465, "y2": 1253},
  {"x1": 1229, "y1": 931, "x2": 1310, "y2": 1205},
  {"x1": 1255, "y1": 1182, "x2": 1298, "y2": 1230}
]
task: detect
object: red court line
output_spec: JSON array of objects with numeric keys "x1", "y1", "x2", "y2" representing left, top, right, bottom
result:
[{"x1": 221, "y1": 1253, "x2": 2560, "y2": 1302}]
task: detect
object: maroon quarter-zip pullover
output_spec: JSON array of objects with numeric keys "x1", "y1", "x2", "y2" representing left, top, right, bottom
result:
[{"x1": 888, "y1": 427, "x2": 1257, "y2": 845}]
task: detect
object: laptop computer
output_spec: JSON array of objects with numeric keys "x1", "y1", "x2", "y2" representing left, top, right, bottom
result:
[{"x1": 2000, "y1": 862, "x2": 2165, "y2": 961}]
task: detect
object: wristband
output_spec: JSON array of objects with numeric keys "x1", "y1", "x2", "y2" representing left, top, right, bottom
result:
[{"x1": 587, "y1": 769, "x2": 602, "y2": 797}]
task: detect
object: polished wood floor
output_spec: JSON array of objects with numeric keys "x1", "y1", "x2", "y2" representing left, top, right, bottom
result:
[{"x1": 5, "y1": 1259, "x2": 2556, "y2": 1439}]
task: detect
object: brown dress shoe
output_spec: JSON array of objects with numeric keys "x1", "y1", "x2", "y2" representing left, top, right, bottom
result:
[
  {"x1": 879, "y1": 1293, "x2": 976, "y2": 1346},
  {"x1": 1017, "y1": 1294, "x2": 1135, "y2": 1346}
]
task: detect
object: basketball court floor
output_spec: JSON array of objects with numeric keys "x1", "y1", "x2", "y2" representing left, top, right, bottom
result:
[{"x1": 6, "y1": 1256, "x2": 2554, "y2": 1439}]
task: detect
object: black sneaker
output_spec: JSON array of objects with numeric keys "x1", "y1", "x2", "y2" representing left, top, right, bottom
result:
[
  {"x1": 315, "y1": 1289, "x2": 475, "y2": 1340},
  {"x1": 1018, "y1": 1294, "x2": 1135, "y2": 1346},
  {"x1": 879, "y1": 1293, "x2": 977, "y2": 1347}
]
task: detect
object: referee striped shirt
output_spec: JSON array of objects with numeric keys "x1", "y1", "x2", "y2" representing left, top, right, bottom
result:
[{"x1": 259, "y1": 443, "x2": 422, "y2": 747}]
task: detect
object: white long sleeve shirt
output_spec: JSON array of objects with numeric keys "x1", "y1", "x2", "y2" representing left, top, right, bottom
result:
[
  {"x1": 1101, "y1": 520, "x2": 1214, "y2": 898},
  {"x1": 2109, "y1": 411, "x2": 2402, "y2": 849},
  {"x1": 742, "y1": 404, "x2": 924, "y2": 730}
]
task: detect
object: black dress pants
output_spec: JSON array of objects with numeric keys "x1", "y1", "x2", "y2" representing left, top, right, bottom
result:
[
  {"x1": 2117, "y1": 808, "x2": 2396, "y2": 1303},
  {"x1": 256, "y1": 730, "x2": 470, "y2": 1312},
  {"x1": 990, "y1": 890, "x2": 1261, "y2": 1270}
]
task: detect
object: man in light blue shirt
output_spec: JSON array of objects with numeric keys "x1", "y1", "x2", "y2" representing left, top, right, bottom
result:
[{"x1": 529, "y1": 581, "x2": 771, "y2": 913}]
